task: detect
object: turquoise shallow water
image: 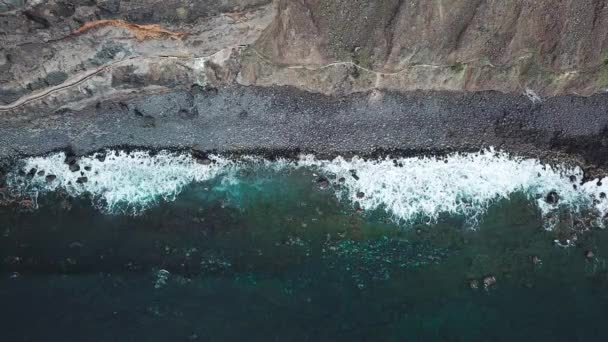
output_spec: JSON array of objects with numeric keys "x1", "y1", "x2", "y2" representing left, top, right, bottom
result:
[{"x1": 2, "y1": 155, "x2": 608, "y2": 341}]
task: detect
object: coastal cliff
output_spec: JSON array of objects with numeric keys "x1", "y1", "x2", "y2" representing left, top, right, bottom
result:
[{"x1": 1, "y1": 0, "x2": 608, "y2": 170}]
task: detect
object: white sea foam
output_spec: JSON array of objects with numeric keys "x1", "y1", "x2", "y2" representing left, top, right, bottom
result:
[
  {"x1": 296, "y1": 149, "x2": 607, "y2": 226},
  {"x1": 6, "y1": 148, "x2": 608, "y2": 226},
  {"x1": 7, "y1": 150, "x2": 236, "y2": 215}
]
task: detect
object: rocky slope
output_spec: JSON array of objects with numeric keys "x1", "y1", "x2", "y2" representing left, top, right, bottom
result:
[
  {"x1": 1, "y1": 0, "x2": 608, "y2": 169},
  {"x1": 251, "y1": 0, "x2": 608, "y2": 96},
  {"x1": 0, "y1": 0, "x2": 275, "y2": 112},
  {"x1": 2, "y1": 0, "x2": 608, "y2": 110}
]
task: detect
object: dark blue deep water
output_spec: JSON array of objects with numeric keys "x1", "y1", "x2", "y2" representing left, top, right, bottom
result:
[{"x1": 2, "y1": 164, "x2": 608, "y2": 341}]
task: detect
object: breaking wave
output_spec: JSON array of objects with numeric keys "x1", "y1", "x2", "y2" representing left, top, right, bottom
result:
[
  {"x1": 4, "y1": 148, "x2": 608, "y2": 226},
  {"x1": 298, "y1": 150, "x2": 606, "y2": 227},
  {"x1": 5, "y1": 150, "x2": 237, "y2": 215}
]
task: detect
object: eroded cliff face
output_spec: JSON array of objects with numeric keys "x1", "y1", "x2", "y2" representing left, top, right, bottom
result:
[
  {"x1": 1, "y1": 0, "x2": 608, "y2": 171},
  {"x1": 2, "y1": 0, "x2": 608, "y2": 114},
  {"x1": 250, "y1": 0, "x2": 608, "y2": 96},
  {"x1": 0, "y1": 0, "x2": 275, "y2": 113}
]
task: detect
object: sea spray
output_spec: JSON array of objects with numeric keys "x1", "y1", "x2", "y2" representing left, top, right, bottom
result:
[
  {"x1": 5, "y1": 148, "x2": 608, "y2": 227},
  {"x1": 296, "y1": 150, "x2": 601, "y2": 225},
  {"x1": 6, "y1": 150, "x2": 237, "y2": 215}
]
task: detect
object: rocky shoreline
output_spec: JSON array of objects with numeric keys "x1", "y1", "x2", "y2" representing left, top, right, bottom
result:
[
  {"x1": 3, "y1": 2, "x2": 608, "y2": 340},
  {"x1": 1, "y1": 85, "x2": 608, "y2": 177},
  {"x1": 2, "y1": 1, "x2": 608, "y2": 177}
]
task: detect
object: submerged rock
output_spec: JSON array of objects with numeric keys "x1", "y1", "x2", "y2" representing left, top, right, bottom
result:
[
  {"x1": 196, "y1": 158, "x2": 212, "y2": 165},
  {"x1": 45, "y1": 174, "x2": 56, "y2": 183},
  {"x1": 483, "y1": 275, "x2": 497, "y2": 289},
  {"x1": 317, "y1": 177, "x2": 330, "y2": 189},
  {"x1": 69, "y1": 163, "x2": 80, "y2": 172},
  {"x1": 546, "y1": 191, "x2": 559, "y2": 205},
  {"x1": 154, "y1": 269, "x2": 171, "y2": 289},
  {"x1": 26, "y1": 168, "x2": 37, "y2": 178},
  {"x1": 95, "y1": 153, "x2": 106, "y2": 162}
]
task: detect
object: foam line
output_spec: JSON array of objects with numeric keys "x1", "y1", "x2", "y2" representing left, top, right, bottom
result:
[
  {"x1": 297, "y1": 149, "x2": 600, "y2": 225},
  {"x1": 7, "y1": 150, "x2": 235, "y2": 215},
  {"x1": 5, "y1": 149, "x2": 607, "y2": 227}
]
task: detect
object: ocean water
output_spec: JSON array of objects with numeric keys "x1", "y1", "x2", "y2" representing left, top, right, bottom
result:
[{"x1": 1, "y1": 149, "x2": 608, "y2": 341}]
